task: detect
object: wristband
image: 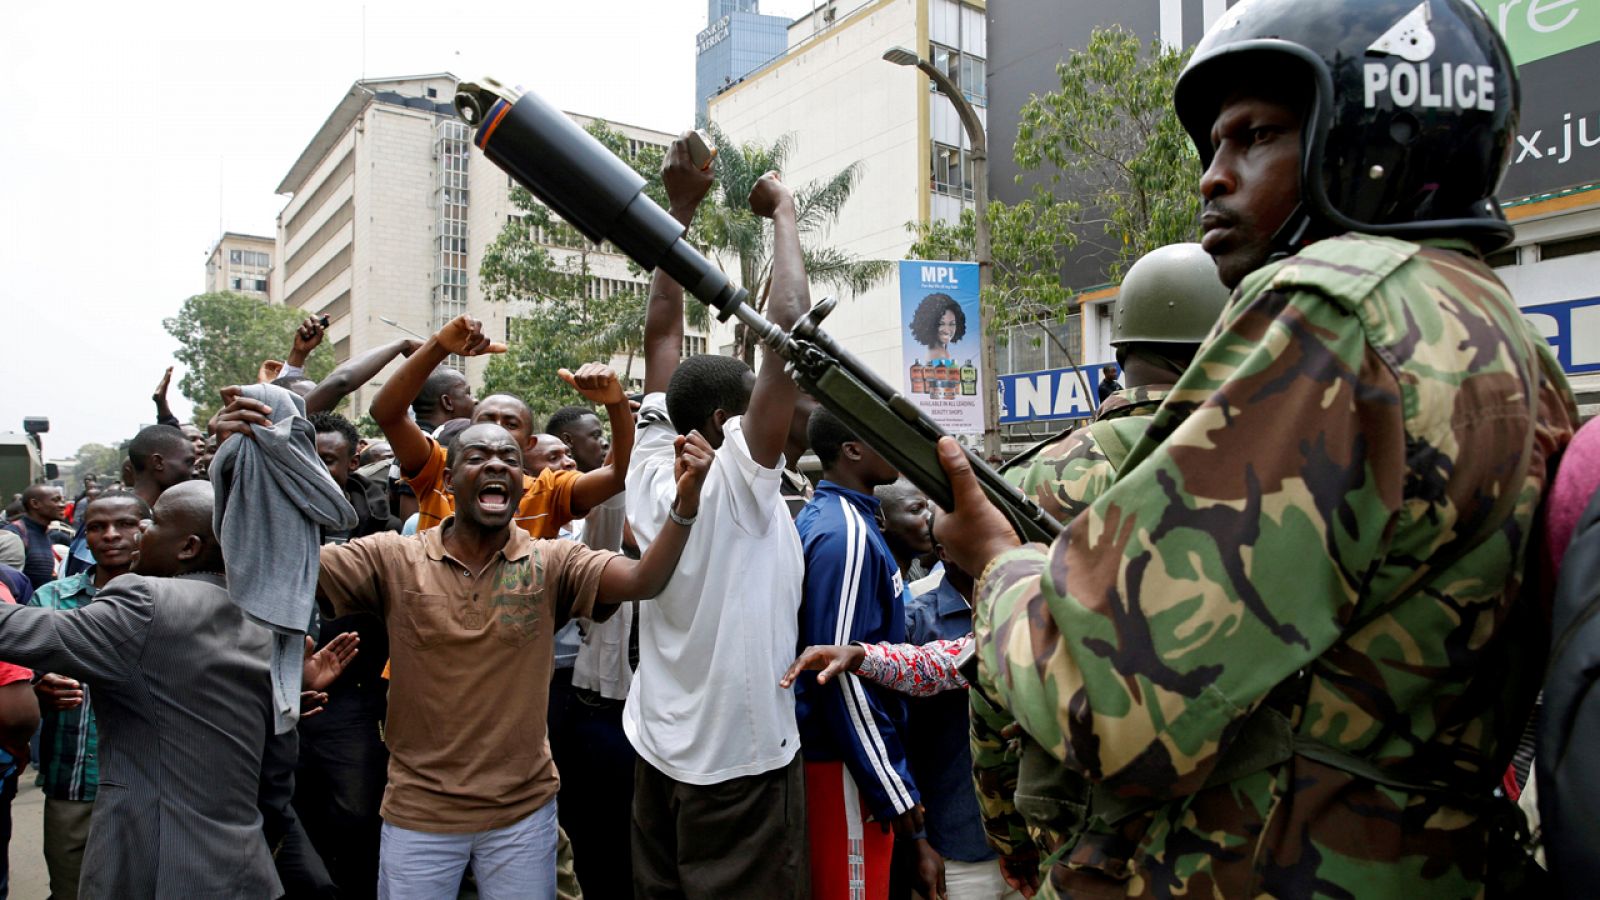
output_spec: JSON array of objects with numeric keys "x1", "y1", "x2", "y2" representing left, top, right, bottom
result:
[{"x1": 668, "y1": 503, "x2": 697, "y2": 527}]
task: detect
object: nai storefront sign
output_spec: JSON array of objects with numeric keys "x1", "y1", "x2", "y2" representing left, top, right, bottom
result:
[
  {"x1": 997, "y1": 365, "x2": 1102, "y2": 424},
  {"x1": 1524, "y1": 294, "x2": 1600, "y2": 374}
]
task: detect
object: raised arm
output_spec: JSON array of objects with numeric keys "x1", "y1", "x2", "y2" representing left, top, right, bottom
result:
[
  {"x1": 595, "y1": 430, "x2": 712, "y2": 604},
  {"x1": 303, "y1": 338, "x2": 422, "y2": 415},
  {"x1": 561, "y1": 363, "x2": 636, "y2": 516},
  {"x1": 643, "y1": 135, "x2": 715, "y2": 394},
  {"x1": 370, "y1": 316, "x2": 504, "y2": 477},
  {"x1": 744, "y1": 173, "x2": 808, "y2": 468},
  {"x1": 284, "y1": 315, "x2": 325, "y2": 372},
  {"x1": 152, "y1": 366, "x2": 181, "y2": 427}
]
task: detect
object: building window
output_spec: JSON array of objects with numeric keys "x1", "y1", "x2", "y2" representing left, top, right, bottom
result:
[
  {"x1": 682, "y1": 335, "x2": 708, "y2": 357},
  {"x1": 586, "y1": 276, "x2": 646, "y2": 302},
  {"x1": 928, "y1": 41, "x2": 986, "y2": 106},
  {"x1": 931, "y1": 142, "x2": 972, "y2": 200},
  {"x1": 995, "y1": 315, "x2": 1083, "y2": 376},
  {"x1": 434, "y1": 120, "x2": 471, "y2": 336},
  {"x1": 1540, "y1": 233, "x2": 1600, "y2": 262},
  {"x1": 1486, "y1": 247, "x2": 1519, "y2": 268}
]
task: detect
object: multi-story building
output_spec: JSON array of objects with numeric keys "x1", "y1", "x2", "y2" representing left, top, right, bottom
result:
[
  {"x1": 273, "y1": 74, "x2": 687, "y2": 418},
  {"x1": 707, "y1": 0, "x2": 988, "y2": 397},
  {"x1": 696, "y1": 0, "x2": 792, "y2": 122},
  {"x1": 204, "y1": 232, "x2": 274, "y2": 300}
]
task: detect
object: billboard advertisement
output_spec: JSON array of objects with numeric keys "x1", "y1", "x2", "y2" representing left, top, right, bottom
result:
[
  {"x1": 899, "y1": 260, "x2": 986, "y2": 434},
  {"x1": 1472, "y1": 0, "x2": 1600, "y2": 198}
]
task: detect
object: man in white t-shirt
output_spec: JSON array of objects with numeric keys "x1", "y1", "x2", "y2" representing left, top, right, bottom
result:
[{"x1": 624, "y1": 137, "x2": 809, "y2": 898}]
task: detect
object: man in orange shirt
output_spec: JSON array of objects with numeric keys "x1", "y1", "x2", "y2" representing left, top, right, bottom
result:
[{"x1": 371, "y1": 315, "x2": 632, "y2": 538}]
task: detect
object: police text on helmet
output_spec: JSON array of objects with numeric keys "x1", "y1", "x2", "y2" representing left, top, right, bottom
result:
[{"x1": 1361, "y1": 2, "x2": 1496, "y2": 111}]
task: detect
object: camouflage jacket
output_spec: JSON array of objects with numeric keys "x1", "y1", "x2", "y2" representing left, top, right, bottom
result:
[
  {"x1": 973, "y1": 235, "x2": 1576, "y2": 898},
  {"x1": 977, "y1": 387, "x2": 1173, "y2": 869},
  {"x1": 1008, "y1": 387, "x2": 1172, "y2": 525}
]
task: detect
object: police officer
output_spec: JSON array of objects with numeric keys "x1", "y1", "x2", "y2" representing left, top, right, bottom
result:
[
  {"x1": 934, "y1": 0, "x2": 1577, "y2": 896},
  {"x1": 974, "y1": 242, "x2": 1233, "y2": 893},
  {"x1": 1006, "y1": 243, "x2": 1233, "y2": 523}
]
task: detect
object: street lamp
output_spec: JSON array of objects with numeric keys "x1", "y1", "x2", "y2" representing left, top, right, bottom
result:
[{"x1": 882, "y1": 45, "x2": 1000, "y2": 461}]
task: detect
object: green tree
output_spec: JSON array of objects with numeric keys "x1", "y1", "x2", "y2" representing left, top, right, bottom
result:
[
  {"x1": 163, "y1": 292, "x2": 335, "y2": 423},
  {"x1": 70, "y1": 442, "x2": 127, "y2": 493},
  {"x1": 478, "y1": 121, "x2": 706, "y2": 420},
  {"x1": 698, "y1": 123, "x2": 893, "y2": 363},
  {"x1": 907, "y1": 27, "x2": 1198, "y2": 367}
]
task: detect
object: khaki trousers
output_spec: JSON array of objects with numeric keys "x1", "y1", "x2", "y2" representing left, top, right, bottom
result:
[{"x1": 43, "y1": 796, "x2": 94, "y2": 900}]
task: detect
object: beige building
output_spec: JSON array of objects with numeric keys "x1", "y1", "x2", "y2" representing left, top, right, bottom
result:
[
  {"x1": 204, "y1": 232, "x2": 274, "y2": 300},
  {"x1": 706, "y1": 0, "x2": 987, "y2": 414},
  {"x1": 273, "y1": 73, "x2": 687, "y2": 419}
]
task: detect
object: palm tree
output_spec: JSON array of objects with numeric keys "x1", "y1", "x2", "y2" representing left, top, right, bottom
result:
[{"x1": 694, "y1": 123, "x2": 893, "y2": 363}]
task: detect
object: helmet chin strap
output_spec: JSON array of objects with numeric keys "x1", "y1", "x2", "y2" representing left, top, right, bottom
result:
[{"x1": 1265, "y1": 203, "x2": 1316, "y2": 265}]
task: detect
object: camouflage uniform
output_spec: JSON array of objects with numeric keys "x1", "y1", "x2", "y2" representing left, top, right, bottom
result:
[
  {"x1": 1008, "y1": 387, "x2": 1172, "y2": 524},
  {"x1": 975, "y1": 386, "x2": 1172, "y2": 884},
  {"x1": 973, "y1": 234, "x2": 1576, "y2": 897}
]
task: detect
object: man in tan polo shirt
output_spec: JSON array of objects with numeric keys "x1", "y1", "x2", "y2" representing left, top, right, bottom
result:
[
  {"x1": 215, "y1": 396, "x2": 715, "y2": 899},
  {"x1": 326, "y1": 421, "x2": 712, "y2": 899}
]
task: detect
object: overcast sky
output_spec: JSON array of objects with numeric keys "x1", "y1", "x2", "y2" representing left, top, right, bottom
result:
[{"x1": 0, "y1": 0, "x2": 823, "y2": 458}]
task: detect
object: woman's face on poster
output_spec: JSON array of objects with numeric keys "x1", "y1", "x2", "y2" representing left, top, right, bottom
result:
[{"x1": 937, "y1": 310, "x2": 958, "y2": 346}]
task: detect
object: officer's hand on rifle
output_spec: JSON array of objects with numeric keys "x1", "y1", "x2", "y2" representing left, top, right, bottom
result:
[
  {"x1": 662, "y1": 134, "x2": 714, "y2": 227},
  {"x1": 931, "y1": 437, "x2": 1024, "y2": 578},
  {"x1": 998, "y1": 849, "x2": 1041, "y2": 898},
  {"x1": 747, "y1": 170, "x2": 793, "y2": 220}
]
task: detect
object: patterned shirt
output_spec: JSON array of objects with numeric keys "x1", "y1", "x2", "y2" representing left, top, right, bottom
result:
[
  {"x1": 27, "y1": 571, "x2": 99, "y2": 800},
  {"x1": 856, "y1": 637, "x2": 970, "y2": 697}
]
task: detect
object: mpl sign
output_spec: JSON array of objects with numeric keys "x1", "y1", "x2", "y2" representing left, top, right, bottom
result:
[{"x1": 997, "y1": 365, "x2": 1101, "y2": 424}]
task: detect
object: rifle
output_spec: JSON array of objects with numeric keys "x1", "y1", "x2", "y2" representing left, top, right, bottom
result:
[{"x1": 454, "y1": 79, "x2": 1061, "y2": 545}]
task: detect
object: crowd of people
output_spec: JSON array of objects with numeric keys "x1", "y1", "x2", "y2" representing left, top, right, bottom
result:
[{"x1": 4, "y1": 0, "x2": 1600, "y2": 897}]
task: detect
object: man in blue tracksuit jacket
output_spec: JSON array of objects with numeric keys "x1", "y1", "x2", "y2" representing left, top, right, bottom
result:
[{"x1": 794, "y1": 407, "x2": 930, "y2": 900}]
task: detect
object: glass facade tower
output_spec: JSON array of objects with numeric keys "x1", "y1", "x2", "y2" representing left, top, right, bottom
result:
[{"x1": 695, "y1": 2, "x2": 791, "y2": 122}]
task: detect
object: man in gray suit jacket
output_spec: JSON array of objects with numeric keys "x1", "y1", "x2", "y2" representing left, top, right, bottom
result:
[{"x1": 0, "y1": 481, "x2": 281, "y2": 899}]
